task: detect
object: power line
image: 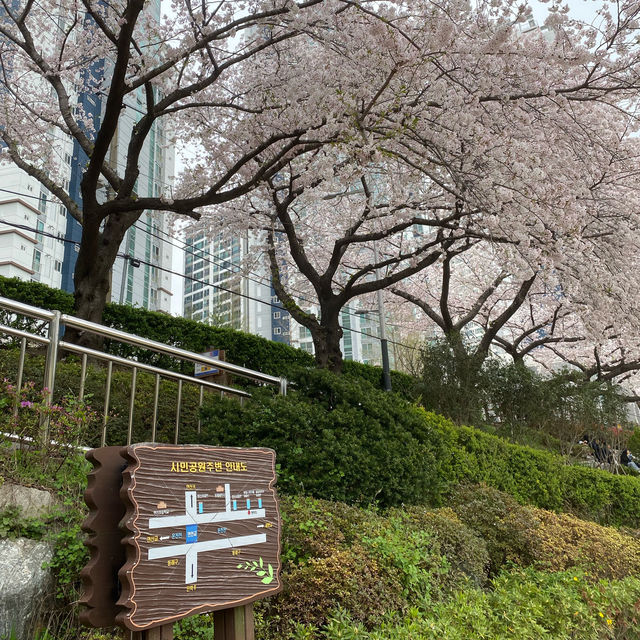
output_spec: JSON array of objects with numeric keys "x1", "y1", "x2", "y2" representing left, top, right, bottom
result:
[
  {"x1": 130, "y1": 255, "x2": 418, "y2": 351},
  {"x1": 132, "y1": 220, "x2": 395, "y2": 328},
  {"x1": 1, "y1": 183, "x2": 392, "y2": 326},
  {"x1": 0, "y1": 190, "x2": 419, "y2": 351}
]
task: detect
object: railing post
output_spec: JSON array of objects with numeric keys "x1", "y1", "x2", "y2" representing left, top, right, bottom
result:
[
  {"x1": 174, "y1": 379, "x2": 182, "y2": 444},
  {"x1": 40, "y1": 310, "x2": 61, "y2": 444},
  {"x1": 127, "y1": 367, "x2": 138, "y2": 445},
  {"x1": 151, "y1": 374, "x2": 160, "y2": 442},
  {"x1": 197, "y1": 385, "x2": 204, "y2": 435},
  {"x1": 13, "y1": 337, "x2": 27, "y2": 420},
  {"x1": 101, "y1": 361, "x2": 113, "y2": 447},
  {"x1": 79, "y1": 353, "x2": 88, "y2": 401}
]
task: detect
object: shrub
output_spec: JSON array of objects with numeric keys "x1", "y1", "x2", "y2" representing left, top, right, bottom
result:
[
  {"x1": 389, "y1": 506, "x2": 489, "y2": 588},
  {"x1": 196, "y1": 369, "x2": 640, "y2": 528},
  {"x1": 328, "y1": 569, "x2": 640, "y2": 640},
  {"x1": 265, "y1": 546, "x2": 405, "y2": 636},
  {"x1": 433, "y1": 417, "x2": 567, "y2": 511},
  {"x1": 528, "y1": 509, "x2": 640, "y2": 580},
  {"x1": 279, "y1": 495, "x2": 373, "y2": 567},
  {"x1": 360, "y1": 517, "x2": 448, "y2": 603},
  {"x1": 260, "y1": 495, "x2": 452, "y2": 638},
  {"x1": 447, "y1": 485, "x2": 640, "y2": 581},
  {"x1": 449, "y1": 485, "x2": 539, "y2": 575},
  {"x1": 198, "y1": 370, "x2": 447, "y2": 508}
]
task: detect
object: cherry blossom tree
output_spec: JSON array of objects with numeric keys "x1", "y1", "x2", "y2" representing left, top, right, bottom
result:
[
  {"x1": 4, "y1": 0, "x2": 640, "y2": 368},
  {"x1": 390, "y1": 242, "x2": 640, "y2": 415},
  {"x1": 0, "y1": 0, "x2": 390, "y2": 345},
  {"x1": 388, "y1": 245, "x2": 578, "y2": 369},
  {"x1": 201, "y1": 0, "x2": 640, "y2": 371}
]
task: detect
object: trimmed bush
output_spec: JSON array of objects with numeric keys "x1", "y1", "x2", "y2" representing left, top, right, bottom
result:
[
  {"x1": 0, "y1": 276, "x2": 416, "y2": 393},
  {"x1": 390, "y1": 507, "x2": 490, "y2": 588},
  {"x1": 260, "y1": 496, "x2": 428, "y2": 636},
  {"x1": 197, "y1": 369, "x2": 447, "y2": 508},
  {"x1": 270, "y1": 546, "x2": 405, "y2": 634},
  {"x1": 450, "y1": 485, "x2": 539, "y2": 575},
  {"x1": 263, "y1": 492, "x2": 640, "y2": 639},
  {"x1": 530, "y1": 509, "x2": 640, "y2": 579},
  {"x1": 198, "y1": 370, "x2": 640, "y2": 528},
  {"x1": 359, "y1": 569, "x2": 640, "y2": 640}
]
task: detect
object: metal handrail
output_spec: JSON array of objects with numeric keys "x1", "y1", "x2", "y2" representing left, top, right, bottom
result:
[
  {"x1": 0, "y1": 297, "x2": 56, "y2": 321},
  {"x1": 0, "y1": 295, "x2": 289, "y2": 446},
  {"x1": 58, "y1": 341, "x2": 251, "y2": 398},
  {"x1": 61, "y1": 314, "x2": 284, "y2": 386},
  {"x1": 0, "y1": 295, "x2": 285, "y2": 387},
  {"x1": 0, "y1": 324, "x2": 50, "y2": 345}
]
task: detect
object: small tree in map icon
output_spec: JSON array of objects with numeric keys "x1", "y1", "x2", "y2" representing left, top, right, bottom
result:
[{"x1": 237, "y1": 557, "x2": 275, "y2": 584}]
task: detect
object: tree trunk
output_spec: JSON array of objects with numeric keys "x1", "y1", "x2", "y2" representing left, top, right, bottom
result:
[
  {"x1": 66, "y1": 213, "x2": 138, "y2": 349},
  {"x1": 311, "y1": 310, "x2": 344, "y2": 373}
]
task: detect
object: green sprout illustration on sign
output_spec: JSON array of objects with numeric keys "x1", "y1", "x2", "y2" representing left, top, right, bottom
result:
[{"x1": 237, "y1": 556, "x2": 275, "y2": 584}]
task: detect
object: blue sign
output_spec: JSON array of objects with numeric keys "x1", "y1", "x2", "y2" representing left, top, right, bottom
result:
[
  {"x1": 186, "y1": 524, "x2": 198, "y2": 544},
  {"x1": 194, "y1": 349, "x2": 220, "y2": 377}
]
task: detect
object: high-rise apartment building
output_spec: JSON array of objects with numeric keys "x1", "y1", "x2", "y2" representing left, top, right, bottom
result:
[
  {"x1": 181, "y1": 230, "x2": 386, "y2": 364},
  {"x1": 0, "y1": 0, "x2": 174, "y2": 312},
  {"x1": 183, "y1": 229, "x2": 285, "y2": 340}
]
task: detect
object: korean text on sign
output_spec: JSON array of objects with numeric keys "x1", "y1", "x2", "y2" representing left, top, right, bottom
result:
[{"x1": 169, "y1": 461, "x2": 248, "y2": 473}]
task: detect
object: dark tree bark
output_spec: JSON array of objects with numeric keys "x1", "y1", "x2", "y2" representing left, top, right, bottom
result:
[
  {"x1": 264, "y1": 173, "x2": 463, "y2": 373},
  {"x1": 65, "y1": 210, "x2": 142, "y2": 347}
]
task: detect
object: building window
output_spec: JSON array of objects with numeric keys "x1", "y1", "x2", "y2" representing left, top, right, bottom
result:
[
  {"x1": 38, "y1": 191, "x2": 47, "y2": 214},
  {"x1": 54, "y1": 260, "x2": 62, "y2": 272},
  {"x1": 273, "y1": 327, "x2": 281, "y2": 335},
  {"x1": 273, "y1": 311, "x2": 280, "y2": 319},
  {"x1": 32, "y1": 249, "x2": 41, "y2": 273}
]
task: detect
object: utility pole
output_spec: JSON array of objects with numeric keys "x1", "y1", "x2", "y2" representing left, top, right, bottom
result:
[
  {"x1": 373, "y1": 242, "x2": 392, "y2": 392},
  {"x1": 119, "y1": 254, "x2": 129, "y2": 305}
]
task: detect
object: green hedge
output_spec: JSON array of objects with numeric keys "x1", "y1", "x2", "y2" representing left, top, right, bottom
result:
[
  {"x1": 198, "y1": 369, "x2": 640, "y2": 527},
  {"x1": 0, "y1": 276, "x2": 415, "y2": 390},
  {"x1": 196, "y1": 369, "x2": 445, "y2": 507}
]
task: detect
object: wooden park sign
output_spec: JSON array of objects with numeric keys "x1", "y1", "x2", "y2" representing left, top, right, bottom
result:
[{"x1": 81, "y1": 444, "x2": 281, "y2": 633}]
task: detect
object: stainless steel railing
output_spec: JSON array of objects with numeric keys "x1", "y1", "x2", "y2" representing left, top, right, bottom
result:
[{"x1": 0, "y1": 296, "x2": 288, "y2": 446}]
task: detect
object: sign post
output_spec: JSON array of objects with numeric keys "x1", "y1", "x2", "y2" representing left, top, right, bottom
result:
[{"x1": 214, "y1": 604, "x2": 254, "y2": 640}]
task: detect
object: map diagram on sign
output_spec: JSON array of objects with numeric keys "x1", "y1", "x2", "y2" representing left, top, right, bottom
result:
[{"x1": 116, "y1": 444, "x2": 282, "y2": 631}]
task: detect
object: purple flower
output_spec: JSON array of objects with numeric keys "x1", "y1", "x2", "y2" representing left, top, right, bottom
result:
[{"x1": 20, "y1": 400, "x2": 33, "y2": 408}]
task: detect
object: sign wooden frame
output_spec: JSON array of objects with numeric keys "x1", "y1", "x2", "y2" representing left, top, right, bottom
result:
[{"x1": 116, "y1": 444, "x2": 282, "y2": 630}]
